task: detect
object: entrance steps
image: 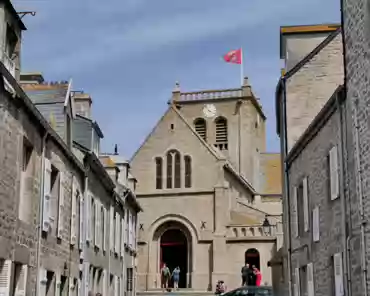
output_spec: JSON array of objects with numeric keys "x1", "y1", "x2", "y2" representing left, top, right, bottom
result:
[{"x1": 137, "y1": 289, "x2": 214, "y2": 296}]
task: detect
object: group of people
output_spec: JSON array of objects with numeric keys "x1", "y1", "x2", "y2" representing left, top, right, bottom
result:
[
  {"x1": 161, "y1": 263, "x2": 181, "y2": 291},
  {"x1": 241, "y1": 263, "x2": 262, "y2": 287}
]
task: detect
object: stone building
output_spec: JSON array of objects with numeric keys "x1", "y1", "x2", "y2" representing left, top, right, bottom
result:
[
  {"x1": 19, "y1": 78, "x2": 142, "y2": 296},
  {"x1": 130, "y1": 78, "x2": 283, "y2": 291},
  {"x1": 275, "y1": 24, "x2": 348, "y2": 296},
  {"x1": 341, "y1": 1, "x2": 370, "y2": 295},
  {"x1": 0, "y1": 2, "x2": 142, "y2": 296}
]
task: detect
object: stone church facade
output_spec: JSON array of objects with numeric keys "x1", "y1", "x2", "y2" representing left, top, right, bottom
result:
[{"x1": 130, "y1": 78, "x2": 283, "y2": 291}]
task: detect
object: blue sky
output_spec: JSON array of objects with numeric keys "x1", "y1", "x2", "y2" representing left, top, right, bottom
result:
[{"x1": 14, "y1": 0, "x2": 340, "y2": 159}]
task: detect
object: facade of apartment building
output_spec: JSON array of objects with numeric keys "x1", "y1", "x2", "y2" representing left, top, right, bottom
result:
[
  {"x1": 274, "y1": 24, "x2": 344, "y2": 296},
  {"x1": 0, "y1": 1, "x2": 142, "y2": 296},
  {"x1": 342, "y1": 1, "x2": 370, "y2": 296}
]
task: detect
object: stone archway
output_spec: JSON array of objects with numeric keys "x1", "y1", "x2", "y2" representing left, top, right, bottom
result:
[
  {"x1": 245, "y1": 248, "x2": 260, "y2": 270},
  {"x1": 150, "y1": 219, "x2": 195, "y2": 289}
]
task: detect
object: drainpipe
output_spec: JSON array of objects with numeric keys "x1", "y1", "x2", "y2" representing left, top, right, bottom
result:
[
  {"x1": 339, "y1": 1, "x2": 353, "y2": 295},
  {"x1": 337, "y1": 92, "x2": 350, "y2": 296},
  {"x1": 353, "y1": 101, "x2": 368, "y2": 296},
  {"x1": 281, "y1": 78, "x2": 293, "y2": 296},
  {"x1": 35, "y1": 132, "x2": 48, "y2": 296}
]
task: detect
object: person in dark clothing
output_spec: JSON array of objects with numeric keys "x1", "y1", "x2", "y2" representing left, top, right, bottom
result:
[
  {"x1": 241, "y1": 263, "x2": 250, "y2": 286},
  {"x1": 248, "y1": 265, "x2": 257, "y2": 286}
]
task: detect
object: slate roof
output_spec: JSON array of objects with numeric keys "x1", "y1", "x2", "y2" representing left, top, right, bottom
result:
[{"x1": 22, "y1": 83, "x2": 70, "y2": 104}]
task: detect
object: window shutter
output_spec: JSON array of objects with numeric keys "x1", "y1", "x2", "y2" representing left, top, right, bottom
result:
[
  {"x1": 14, "y1": 264, "x2": 28, "y2": 296},
  {"x1": 97, "y1": 203, "x2": 102, "y2": 249},
  {"x1": 77, "y1": 279, "x2": 82, "y2": 296},
  {"x1": 124, "y1": 209, "x2": 128, "y2": 246},
  {"x1": 42, "y1": 158, "x2": 52, "y2": 232},
  {"x1": 294, "y1": 267, "x2": 300, "y2": 296},
  {"x1": 71, "y1": 177, "x2": 77, "y2": 245},
  {"x1": 330, "y1": 146, "x2": 339, "y2": 200},
  {"x1": 121, "y1": 217, "x2": 125, "y2": 257},
  {"x1": 292, "y1": 186, "x2": 298, "y2": 238},
  {"x1": 130, "y1": 212, "x2": 134, "y2": 247},
  {"x1": 0, "y1": 259, "x2": 12, "y2": 296},
  {"x1": 86, "y1": 194, "x2": 90, "y2": 242},
  {"x1": 90, "y1": 197, "x2": 94, "y2": 244},
  {"x1": 55, "y1": 271, "x2": 61, "y2": 296},
  {"x1": 120, "y1": 276, "x2": 124, "y2": 296},
  {"x1": 94, "y1": 200, "x2": 99, "y2": 247},
  {"x1": 102, "y1": 270, "x2": 107, "y2": 296},
  {"x1": 115, "y1": 212, "x2": 120, "y2": 254},
  {"x1": 39, "y1": 268, "x2": 47, "y2": 296},
  {"x1": 334, "y1": 253, "x2": 344, "y2": 296},
  {"x1": 103, "y1": 207, "x2": 107, "y2": 251},
  {"x1": 79, "y1": 196, "x2": 84, "y2": 249},
  {"x1": 312, "y1": 206, "x2": 320, "y2": 242},
  {"x1": 57, "y1": 171, "x2": 65, "y2": 239},
  {"x1": 307, "y1": 263, "x2": 314, "y2": 296},
  {"x1": 69, "y1": 277, "x2": 74, "y2": 296},
  {"x1": 114, "y1": 276, "x2": 118, "y2": 296},
  {"x1": 84, "y1": 263, "x2": 90, "y2": 296},
  {"x1": 110, "y1": 206, "x2": 114, "y2": 252},
  {"x1": 303, "y1": 177, "x2": 309, "y2": 232}
]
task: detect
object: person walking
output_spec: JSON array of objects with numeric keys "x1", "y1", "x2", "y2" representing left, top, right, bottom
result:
[
  {"x1": 253, "y1": 266, "x2": 262, "y2": 287},
  {"x1": 172, "y1": 266, "x2": 180, "y2": 290},
  {"x1": 241, "y1": 263, "x2": 250, "y2": 286},
  {"x1": 161, "y1": 263, "x2": 171, "y2": 291}
]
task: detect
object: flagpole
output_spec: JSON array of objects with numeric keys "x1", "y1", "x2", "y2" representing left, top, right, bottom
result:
[{"x1": 240, "y1": 47, "x2": 244, "y2": 86}]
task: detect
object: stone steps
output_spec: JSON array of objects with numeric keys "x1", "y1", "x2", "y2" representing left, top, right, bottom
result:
[{"x1": 137, "y1": 289, "x2": 214, "y2": 296}]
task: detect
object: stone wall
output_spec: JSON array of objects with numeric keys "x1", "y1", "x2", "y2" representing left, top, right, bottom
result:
[{"x1": 342, "y1": 1, "x2": 370, "y2": 295}]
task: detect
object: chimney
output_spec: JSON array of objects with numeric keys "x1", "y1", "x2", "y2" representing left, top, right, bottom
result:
[{"x1": 72, "y1": 91, "x2": 92, "y2": 119}]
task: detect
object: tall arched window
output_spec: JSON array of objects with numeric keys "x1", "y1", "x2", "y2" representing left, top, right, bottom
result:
[
  {"x1": 214, "y1": 116, "x2": 228, "y2": 150},
  {"x1": 174, "y1": 152, "x2": 181, "y2": 188},
  {"x1": 194, "y1": 118, "x2": 207, "y2": 141},
  {"x1": 166, "y1": 152, "x2": 173, "y2": 189},
  {"x1": 166, "y1": 150, "x2": 181, "y2": 189},
  {"x1": 184, "y1": 155, "x2": 192, "y2": 188},
  {"x1": 155, "y1": 157, "x2": 163, "y2": 189}
]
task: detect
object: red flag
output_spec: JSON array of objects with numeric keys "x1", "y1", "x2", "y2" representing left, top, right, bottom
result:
[{"x1": 223, "y1": 48, "x2": 242, "y2": 64}]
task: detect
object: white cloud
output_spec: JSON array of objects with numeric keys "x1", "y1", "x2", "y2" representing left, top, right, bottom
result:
[{"x1": 23, "y1": 0, "x2": 322, "y2": 74}]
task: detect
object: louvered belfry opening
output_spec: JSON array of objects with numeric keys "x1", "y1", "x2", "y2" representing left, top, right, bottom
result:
[
  {"x1": 194, "y1": 118, "x2": 207, "y2": 141},
  {"x1": 214, "y1": 116, "x2": 228, "y2": 150}
]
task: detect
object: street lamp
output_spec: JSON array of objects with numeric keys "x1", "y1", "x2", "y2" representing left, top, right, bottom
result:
[{"x1": 262, "y1": 217, "x2": 271, "y2": 236}]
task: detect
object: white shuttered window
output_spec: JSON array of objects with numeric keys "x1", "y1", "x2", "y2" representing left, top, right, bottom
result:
[
  {"x1": 329, "y1": 146, "x2": 339, "y2": 200},
  {"x1": 42, "y1": 158, "x2": 52, "y2": 232},
  {"x1": 334, "y1": 253, "x2": 344, "y2": 296},
  {"x1": 0, "y1": 259, "x2": 12, "y2": 296},
  {"x1": 292, "y1": 187, "x2": 298, "y2": 238},
  {"x1": 302, "y1": 177, "x2": 309, "y2": 232},
  {"x1": 307, "y1": 263, "x2": 314, "y2": 296},
  {"x1": 312, "y1": 206, "x2": 320, "y2": 242}
]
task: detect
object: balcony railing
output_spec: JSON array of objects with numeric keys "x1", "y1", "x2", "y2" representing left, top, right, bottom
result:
[
  {"x1": 179, "y1": 88, "x2": 242, "y2": 101},
  {"x1": 226, "y1": 224, "x2": 278, "y2": 238}
]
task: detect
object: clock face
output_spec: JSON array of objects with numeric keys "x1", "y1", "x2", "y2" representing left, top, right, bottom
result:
[{"x1": 203, "y1": 104, "x2": 217, "y2": 118}]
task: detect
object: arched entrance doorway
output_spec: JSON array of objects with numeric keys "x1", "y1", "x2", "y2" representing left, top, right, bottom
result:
[
  {"x1": 152, "y1": 220, "x2": 193, "y2": 288},
  {"x1": 160, "y1": 229, "x2": 188, "y2": 288},
  {"x1": 245, "y1": 248, "x2": 260, "y2": 270}
]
